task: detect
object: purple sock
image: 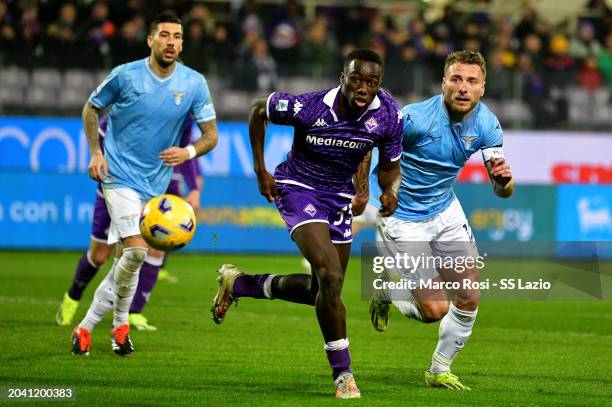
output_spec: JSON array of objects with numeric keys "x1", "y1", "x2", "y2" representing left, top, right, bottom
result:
[
  {"x1": 68, "y1": 252, "x2": 100, "y2": 301},
  {"x1": 129, "y1": 261, "x2": 160, "y2": 313},
  {"x1": 232, "y1": 274, "x2": 270, "y2": 299},
  {"x1": 326, "y1": 348, "x2": 352, "y2": 380}
]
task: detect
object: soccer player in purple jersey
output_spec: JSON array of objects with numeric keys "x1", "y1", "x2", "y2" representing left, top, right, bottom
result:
[
  {"x1": 211, "y1": 49, "x2": 404, "y2": 399},
  {"x1": 55, "y1": 115, "x2": 201, "y2": 331}
]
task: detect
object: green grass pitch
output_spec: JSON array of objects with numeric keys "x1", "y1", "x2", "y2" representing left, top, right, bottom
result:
[{"x1": 0, "y1": 251, "x2": 611, "y2": 406}]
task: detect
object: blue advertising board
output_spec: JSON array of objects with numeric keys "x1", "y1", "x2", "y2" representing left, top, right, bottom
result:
[
  {"x1": 556, "y1": 185, "x2": 612, "y2": 258},
  {"x1": 0, "y1": 117, "x2": 293, "y2": 177},
  {"x1": 0, "y1": 172, "x2": 374, "y2": 253}
]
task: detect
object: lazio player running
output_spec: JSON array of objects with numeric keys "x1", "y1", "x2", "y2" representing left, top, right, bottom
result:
[
  {"x1": 55, "y1": 115, "x2": 201, "y2": 332},
  {"x1": 211, "y1": 49, "x2": 403, "y2": 398},
  {"x1": 71, "y1": 12, "x2": 218, "y2": 356},
  {"x1": 367, "y1": 50, "x2": 514, "y2": 390}
]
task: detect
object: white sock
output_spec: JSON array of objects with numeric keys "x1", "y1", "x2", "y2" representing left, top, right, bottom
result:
[
  {"x1": 262, "y1": 274, "x2": 276, "y2": 299},
  {"x1": 112, "y1": 247, "x2": 147, "y2": 327},
  {"x1": 429, "y1": 303, "x2": 478, "y2": 374},
  {"x1": 393, "y1": 300, "x2": 423, "y2": 321},
  {"x1": 79, "y1": 258, "x2": 118, "y2": 332},
  {"x1": 323, "y1": 338, "x2": 349, "y2": 351}
]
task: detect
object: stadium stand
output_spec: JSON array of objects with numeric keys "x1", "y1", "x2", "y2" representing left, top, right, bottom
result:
[{"x1": 0, "y1": 0, "x2": 610, "y2": 130}]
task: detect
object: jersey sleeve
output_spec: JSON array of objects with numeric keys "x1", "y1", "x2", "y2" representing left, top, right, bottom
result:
[
  {"x1": 192, "y1": 75, "x2": 216, "y2": 123},
  {"x1": 378, "y1": 106, "x2": 403, "y2": 163},
  {"x1": 266, "y1": 91, "x2": 304, "y2": 127},
  {"x1": 89, "y1": 66, "x2": 123, "y2": 110},
  {"x1": 480, "y1": 113, "x2": 505, "y2": 161}
]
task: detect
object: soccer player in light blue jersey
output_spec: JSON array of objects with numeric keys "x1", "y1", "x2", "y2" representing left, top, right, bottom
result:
[
  {"x1": 71, "y1": 12, "x2": 218, "y2": 357},
  {"x1": 365, "y1": 50, "x2": 514, "y2": 390}
]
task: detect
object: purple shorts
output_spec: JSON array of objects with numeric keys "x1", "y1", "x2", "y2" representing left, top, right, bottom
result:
[
  {"x1": 275, "y1": 183, "x2": 353, "y2": 244},
  {"x1": 91, "y1": 186, "x2": 111, "y2": 242},
  {"x1": 166, "y1": 179, "x2": 180, "y2": 196}
]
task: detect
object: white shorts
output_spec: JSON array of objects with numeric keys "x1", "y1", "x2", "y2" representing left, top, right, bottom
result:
[
  {"x1": 103, "y1": 187, "x2": 145, "y2": 245},
  {"x1": 353, "y1": 202, "x2": 379, "y2": 225},
  {"x1": 376, "y1": 198, "x2": 478, "y2": 280}
]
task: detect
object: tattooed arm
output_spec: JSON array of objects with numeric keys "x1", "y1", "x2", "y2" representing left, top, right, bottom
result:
[
  {"x1": 352, "y1": 151, "x2": 372, "y2": 216},
  {"x1": 82, "y1": 102, "x2": 107, "y2": 181}
]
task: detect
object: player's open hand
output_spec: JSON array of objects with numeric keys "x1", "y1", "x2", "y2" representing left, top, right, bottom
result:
[
  {"x1": 256, "y1": 171, "x2": 279, "y2": 202},
  {"x1": 379, "y1": 190, "x2": 398, "y2": 217},
  {"x1": 160, "y1": 147, "x2": 189, "y2": 167},
  {"x1": 88, "y1": 151, "x2": 108, "y2": 182},
  {"x1": 352, "y1": 195, "x2": 369, "y2": 217},
  {"x1": 489, "y1": 157, "x2": 512, "y2": 186}
]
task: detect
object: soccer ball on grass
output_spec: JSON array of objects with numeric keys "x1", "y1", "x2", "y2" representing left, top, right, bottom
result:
[{"x1": 139, "y1": 194, "x2": 196, "y2": 251}]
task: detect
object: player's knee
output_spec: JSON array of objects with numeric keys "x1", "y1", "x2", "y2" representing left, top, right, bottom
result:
[
  {"x1": 308, "y1": 250, "x2": 337, "y2": 271},
  {"x1": 122, "y1": 247, "x2": 148, "y2": 271},
  {"x1": 420, "y1": 301, "x2": 449, "y2": 323},
  {"x1": 453, "y1": 298, "x2": 479, "y2": 311},
  {"x1": 317, "y1": 269, "x2": 344, "y2": 298},
  {"x1": 89, "y1": 250, "x2": 110, "y2": 268}
]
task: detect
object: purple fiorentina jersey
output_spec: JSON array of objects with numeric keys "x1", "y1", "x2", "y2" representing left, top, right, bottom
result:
[{"x1": 267, "y1": 86, "x2": 403, "y2": 195}]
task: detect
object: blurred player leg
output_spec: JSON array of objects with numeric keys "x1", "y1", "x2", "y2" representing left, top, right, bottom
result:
[
  {"x1": 157, "y1": 255, "x2": 178, "y2": 283},
  {"x1": 128, "y1": 251, "x2": 164, "y2": 331},
  {"x1": 57, "y1": 189, "x2": 112, "y2": 325},
  {"x1": 57, "y1": 242, "x2": 111, "y2": 326}
]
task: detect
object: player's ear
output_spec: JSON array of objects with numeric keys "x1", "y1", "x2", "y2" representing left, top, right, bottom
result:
[
  {"x1": 480, "y1": 82, "x2": 485, "y2": 97},
  {"x1": 147, "y1": 34, "x2": 154, "y2": 48},
  {"x1": 339, "y1": 72, "x2": 345, "y2": 84}
]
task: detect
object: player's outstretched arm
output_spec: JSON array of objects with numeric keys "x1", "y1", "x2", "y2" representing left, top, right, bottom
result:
[
  {"x1": 160, "y1": 120, "x2": 219, "y2": 166},
  {"x1": 82, "y1": 102, "x2": 107, "y2": 181},
  {"x1": 352, "y1": 151, "x2": 372, "y2": 216},
  {"x1": 377, "y1": 160, "x2": 401, "y2": 217},
  {"x1": 487, "y1": 157, "x2": 515, "y2": 198},
  {"x1": 249, "y1": 96, "x2": 277, "y2": 202}
]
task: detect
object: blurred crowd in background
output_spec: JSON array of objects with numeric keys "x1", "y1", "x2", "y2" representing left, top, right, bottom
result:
[{"x1": 0, "y1": 0, "x2": 611, "y2": 129}]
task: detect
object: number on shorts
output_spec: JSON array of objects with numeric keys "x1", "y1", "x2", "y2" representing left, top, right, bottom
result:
[{"x1": 333, "y1": 204, "x2": 353, "y2": 226}]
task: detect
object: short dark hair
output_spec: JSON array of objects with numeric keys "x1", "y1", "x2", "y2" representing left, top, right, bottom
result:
[
  {"x1": 149, "y1": 12, "x2": 182, "y2": 35},
  {"x1": 444, "y1": 50, "x2": 487, "y2": 78},
  {"x1": 343, "y1": 48, "x2": 384, "y2": 71}
]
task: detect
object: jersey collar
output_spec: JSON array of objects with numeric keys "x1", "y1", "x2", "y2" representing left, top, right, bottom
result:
[
  {"x1": 323, "y1": 86, "x2": 381, "y2": 121},
  {"x1": 145, "y1": 57, "x2": 177, "y2": 83}
]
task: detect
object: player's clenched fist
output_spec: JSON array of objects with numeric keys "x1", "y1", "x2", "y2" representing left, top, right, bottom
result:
[
  {"x1": 256, "y1": 171, "x2": 279, "y2": 202},
  {"x1": 379, "y1": 190, "x2": 398, "y2": 217},
  {"x1": 489, "y1": 157, "x2": 512, "y2": 186}
]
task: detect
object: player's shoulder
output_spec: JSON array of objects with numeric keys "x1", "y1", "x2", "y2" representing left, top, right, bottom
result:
[
  {"x1": 373, "y1": 88, "x2": 402, "y2": 130},
  {"x1": 106, "y1": 58, "x2": 147, "y2": 86},
  {"x1": 377, "y1": 88, "x2": 401, "y2": 110},
  {"x1": 473, "y1": 101, "x2": 501, "y2": 130},
  {"x1": 401, "y1": 95, "x2": 439, "y2": 117},
  {"x1": 400, "y1": 95, "x2": 439, "y2": 131},
  {"x1": 114, "y1": 58, "x2": 147, "y2": 76},
  {"x1": 175, "y1": 63, "x2": 208, "y2": 86},
  {"x1": 295, "y1": 88, "x2": 329, "y2": 104}
]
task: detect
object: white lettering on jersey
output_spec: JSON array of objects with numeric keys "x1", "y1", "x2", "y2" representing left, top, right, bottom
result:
[{"x1": 305, "y1": 134, "x2": 371, "y2": 149}]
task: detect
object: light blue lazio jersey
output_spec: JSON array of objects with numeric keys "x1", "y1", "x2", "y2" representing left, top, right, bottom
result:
[
  {"x1": 89, "y1": 58, "x2": 216, "y2": 201},
  {"x1": 369, "y1": 95, "x2": 503, "y2": 221}
]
